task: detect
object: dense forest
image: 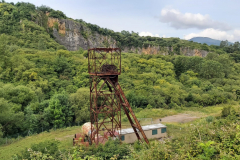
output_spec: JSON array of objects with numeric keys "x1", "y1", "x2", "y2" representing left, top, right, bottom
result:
[{"x1": 1, "y1": 1, "x2": 240, "y2": 159}]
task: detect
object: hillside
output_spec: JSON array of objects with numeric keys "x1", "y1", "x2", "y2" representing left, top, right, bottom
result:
[
  {"x1": 0, "y1": 1, "x2": 228, "y2": 56},
  {"x1": 1, "y1": 2, "x2": 239, "y2": 56},
  {"x1": 1, "y1": 1, "x2": 240, "y2": 160},
  {"x1": 189, "y1": 37, "x2": 234, "y2": 46},
  {"x1": 50, "y1": 18, "x2": 210, "y2": 56}
]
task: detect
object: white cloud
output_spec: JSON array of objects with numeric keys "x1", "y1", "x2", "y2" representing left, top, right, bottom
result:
[
  {"x1": 184, "y1": 28, "x2": 240, "y2": 42},
  {"x1": 139, "y1": 32, "x2": 168, "y2": 38},
  {"x1": 139, "y1": 31, "x2": 160, "y2": 37},
  {"x1": 160, "y1": 8, "x2": 231, "y2": 30},
  {"x1": 234, "y1": 30, "x2": 240, "y2": 37}
]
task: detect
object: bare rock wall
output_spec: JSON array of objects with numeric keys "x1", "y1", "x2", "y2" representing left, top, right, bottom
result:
[{"x1": 49, "y1": 18, "x2": 209, "y2": 57}]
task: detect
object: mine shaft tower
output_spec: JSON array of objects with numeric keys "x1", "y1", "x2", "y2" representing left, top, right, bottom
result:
[{"x1": 88, "y1": 48, "x2": 149, "y2": 144}]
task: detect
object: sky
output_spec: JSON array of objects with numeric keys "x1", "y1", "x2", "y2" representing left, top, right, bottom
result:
[{"x1": 6, "y1": 0, "x2": 240, "y2": 42}]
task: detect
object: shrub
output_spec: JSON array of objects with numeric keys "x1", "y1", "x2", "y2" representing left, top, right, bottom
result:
[
  {"x1": 83, "y1": 50, "x2": 88, "y2": 58},
  {"x1": 38, "y1": 38, "x2": 46, "y2": 50},
  {"x1": 197, "y1": 141, "x2": 216, "y2": 159},
  {"x1": 77, "y1": 47, "x2": 84, "y2": 54},
  {"x1": 49, "y1": 10, "x2": 66, "y2": 19},
  {"x1": 221, "y1": 106, "x2": 231, "y2": 117},
  {"x1": 146, "y1": 104, "x2": 153, "y2": 109},
  {"x1": 206, "y1": 116, "x2": 214, "y2": 123},
  {"x1": 83, "y1": 138, "x2": 130, "y2": 159},
  {"x1": 57, "y1": 45, "x2": 67, "y2": 50},
  {"x1": 17, "y1": 140, "x2": 60, "y2": 159},
  {"x1": 53, "y1": 22, "x2": 58, "y2": 30},
  {"x1": 37, "y1": 5, "x2": 53, "y2": 13}
]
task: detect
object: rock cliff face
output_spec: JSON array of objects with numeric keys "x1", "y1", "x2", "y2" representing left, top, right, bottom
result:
[
  {"x1": 48, "y1": 18, "x2": 116, "y2": 51},
  {"x1": 49, "y1": 18, "x2": 209, "y2": 57},
  {"x1": 122, "y1": 46, "x2": 209, "y2": 57}
]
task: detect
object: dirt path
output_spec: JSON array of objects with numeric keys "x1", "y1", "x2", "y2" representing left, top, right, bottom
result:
[{"x1": 154, "y1": 113, "x2": 199, "y2": 123}]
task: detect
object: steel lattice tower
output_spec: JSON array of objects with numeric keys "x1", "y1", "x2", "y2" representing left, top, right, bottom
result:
[{"x1": 88, "y1": 48, "x2": 149, "y2": 145}]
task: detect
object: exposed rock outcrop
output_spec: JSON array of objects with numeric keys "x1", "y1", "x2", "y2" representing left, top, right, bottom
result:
[
  {"x1": 49, "y1": 18, "x2": 209, "y2": 57},
  {"x1": 48, "y1": 18, "x2": 116, "y2": 51},
  {"x1": 122, "y1": 46, "x2": 209, "y2": 57}
]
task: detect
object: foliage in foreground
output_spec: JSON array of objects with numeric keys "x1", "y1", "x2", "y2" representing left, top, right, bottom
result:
[
  {"x1": 15, "y1": 138, "x2": 130, "y2": 160},
  {"x1": 15, "y1": 140, "x2": 60, "y2": 160},
  {"x1": 14, "y1": 106, "x2": 240, "y2": 159},
  {"x1": 130, "y1": 106, "x2": 240, "y2": 160}
]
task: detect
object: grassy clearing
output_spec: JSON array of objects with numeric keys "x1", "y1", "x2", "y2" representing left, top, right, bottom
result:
[
  {"x1": 0, "y1": 102, "x2": 237, "y2": 160},
  {"x1": 133, "y1": 102, "x2": 233, "y2": 121},
  {"x1": 132, "y1": 103, "x2": 232, "y2": 124},
  {"x1": 0, "y1": 126, "x2": 81, "y2": 160},
  {"x1": 161, "y1": 102, "x2": 239, "y2": 140}
]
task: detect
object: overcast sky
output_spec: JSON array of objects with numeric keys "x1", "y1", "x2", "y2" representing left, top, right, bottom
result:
[{"x1": 6, "y1": 0, "x2": 240, "y2": 42}]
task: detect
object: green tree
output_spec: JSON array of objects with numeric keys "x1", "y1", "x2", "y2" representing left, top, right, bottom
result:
[
  {"x1": 0, "y1": 124, "x2": 3, "y2": 138},
  {"x1": 38, "y1": 38, "x2": 46, "y2": 50},
  {"x1": 0, "y1": 98, "x2": 24, "y2": 135},
  {"x1": 23, "y1": 106, "x2": 38, "y2": 132},
  {"x1": 69, "y1": 88, "x2": 89, "y2": 123},
  {"x1": 215, "y1": 54, "x2": 233, "y2": 77},
  {"x1": 200, "y1": 60, "x2": 224, "y2": 79},
  {"x1": 201, "y1": 44, "x2": 210, "y2": 51},
  {"x1": 49, "y1": 10, "x2": 66, "y2": 19},
  {"x1": 233, "y1": 41, "x2": 240, "y2": 51},
  {"x1": 173, "y1": 44, "x2": 181, "y2": 55},
  {"x1": 205, "y1": 52, "x2": 218, "y2": 61},
  {"x1": 36, "y1": 5, "x2": 53, "y2": 13},
  {"x1": 173, "y1": 56, "x2": 203, "y2": 77},
  {"x1": 230, "y1": 51, "x2": 240, "y2": 63},
  {"x1": 44, "y1": 93, "x2": 73, "y2": 128},
  {"x1": 220, "y1": 40, "x2": 229, "y2": 48},
  {"x1": 0, "y1": 34, "x2": 12, "y2": 69},
  {"x1": 15, "y1": 2, "x2": 36, "y2": 20}
]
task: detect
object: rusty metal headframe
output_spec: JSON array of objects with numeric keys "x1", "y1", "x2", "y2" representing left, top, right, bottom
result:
[
  {"x1": 88, "y1": 48, "x2": 121, "y2": 76},
  {"x1": 88, "y1": 48, "x2": 149, "y2": 145}
]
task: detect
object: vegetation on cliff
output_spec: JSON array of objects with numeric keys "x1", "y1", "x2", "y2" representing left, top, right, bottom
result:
[{"x1": 1, "y1": 2, "x2": 240, "y2": 54}]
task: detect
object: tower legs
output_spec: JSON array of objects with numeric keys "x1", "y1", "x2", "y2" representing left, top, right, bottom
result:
[{"x1": 90, "y1": 75, "x2": 149, "y2": 144}]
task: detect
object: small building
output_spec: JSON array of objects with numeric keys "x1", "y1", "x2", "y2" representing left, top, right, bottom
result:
[{"x1": 119, "y1": 123, "x2": 167, "y2": 144}]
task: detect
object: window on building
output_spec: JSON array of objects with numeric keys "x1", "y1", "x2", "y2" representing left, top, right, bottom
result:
[
  {"x1": 152, "y1": 129, "x2": 158, "y2": 135},
  {"x1": 121, "y1": 135, "x2": 125, "y2": 141},
  {"x1": 161, "y1": 128, "x2": 167, "y2": 133}
]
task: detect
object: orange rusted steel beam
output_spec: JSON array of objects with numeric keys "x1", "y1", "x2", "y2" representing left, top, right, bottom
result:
[
  {"x1": 106, "y1": 78, "x2": 142, "y2": 142},
  {"x1": 116, "y1": 82, "x2": 149, "y2": 144}
]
